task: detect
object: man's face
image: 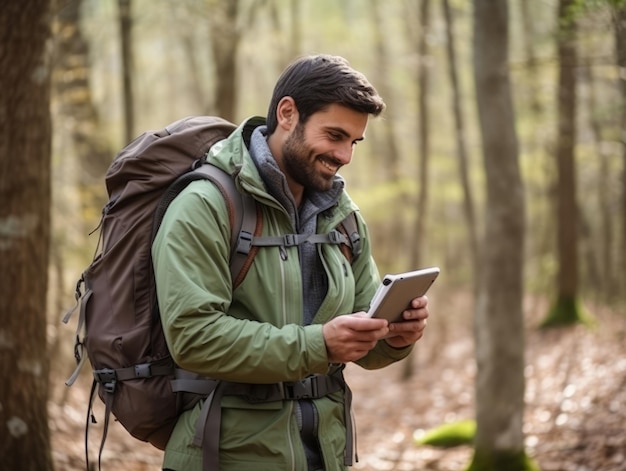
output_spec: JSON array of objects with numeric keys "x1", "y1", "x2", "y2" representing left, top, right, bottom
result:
[{"x1": 281, "y1": 103, "x2": 368, "y2": 193}]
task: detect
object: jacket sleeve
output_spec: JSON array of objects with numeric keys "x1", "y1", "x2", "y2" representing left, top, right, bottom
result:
[
  {"x1": 349, "y1": 212, "x2": 414, "y2": 369},
  {"x1": 152, "y1": 180, "x2": 330, "y2": 383}
]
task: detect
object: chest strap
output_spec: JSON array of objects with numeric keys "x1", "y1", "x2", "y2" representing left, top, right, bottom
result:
[{"x1": 170, "y1": 370, "x2": 354, "y2": 471}]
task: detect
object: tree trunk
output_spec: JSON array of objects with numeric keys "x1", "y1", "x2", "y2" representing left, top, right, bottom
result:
[
  {"x1": 208, "y1": 0, "x2": 241, "y2": 122},
  {"x1": 556, "y1": 0, "x2": 578, "y2": 299},
  {"x1": 402, "y1": 0, "x2": 432, "y2": 381},
  {"x1": 368, "y1": 0, "x2": 405, "y2": 269},
  {"x1": 412, "y1": 0, "x2": 431, "y2": 269},
  {"x1": 580, "y1": 57, "x2": 612, "y2": 301},
  {"x1": 614, "y1": 5, "x2": 626, "y2": 300},
  {"x1": 118, "y1": 0, "x2": 135, "y2": 143},
  {"x1": 0, "y1": 1, "x2": 54, "y2": 469},
  {"x1": 289, "y1": 0, "x2": 301, "y2": 60},
  {"x1": 470, "y1": 0, "x2": 528, "y2": 469},
  {"x1": 518, "y1": 0, "x2": 542, "y2": 118},
  {"x1": 542, "y1": 0, "x2": 584, "y2": 327},
  {"x1": 442, "y1": 0, "x2": 480, "y2": 295},
  {"x1": 52, "y1": 0, "x2": 111, "y2": 236}
]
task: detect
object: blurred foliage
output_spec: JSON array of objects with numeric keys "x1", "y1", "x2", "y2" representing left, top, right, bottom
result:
[
  {"x1": 414, "y1": 419, "x2": 476, "y2": 448},
  {"x1": 50, "y1": 0, "x2": 625, "y2": 311}
]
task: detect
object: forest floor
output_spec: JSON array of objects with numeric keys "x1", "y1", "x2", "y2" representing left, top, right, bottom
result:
[{"x1": 49, "y1": 290, "x2": 626, "y2": 471}]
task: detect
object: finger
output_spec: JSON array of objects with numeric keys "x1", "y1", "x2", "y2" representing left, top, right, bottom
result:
[
  {"x1": 346, "y1": 316, "x2": 389, "y2": 332},
  {"x1": 411, "y1": 295, "x2": 428, "y2": 309},
  {"x1": 389, "y1": 318, "x2": 427, "y2": 333},
  {"x1": 401, "y1": 310, "x2": 426, "y2": 322}
]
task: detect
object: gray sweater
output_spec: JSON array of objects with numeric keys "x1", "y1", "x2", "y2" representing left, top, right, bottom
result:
[{"x1": 249, "y1": 125, "x2": 345, "y2": 325}]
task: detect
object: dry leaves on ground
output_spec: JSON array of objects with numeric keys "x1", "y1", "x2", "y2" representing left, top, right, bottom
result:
[{"x1": 50, "y1": 291, "x2": 626, "y2": 470}]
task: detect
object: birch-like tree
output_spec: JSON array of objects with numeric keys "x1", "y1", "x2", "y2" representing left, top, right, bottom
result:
[{"x1": 470, "y1": 0, "x2": 532, "y2": 469}]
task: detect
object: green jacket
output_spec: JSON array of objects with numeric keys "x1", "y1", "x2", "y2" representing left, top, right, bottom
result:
[{"x1": 152, "y1": 118, "x2": 412, "y2": 470}]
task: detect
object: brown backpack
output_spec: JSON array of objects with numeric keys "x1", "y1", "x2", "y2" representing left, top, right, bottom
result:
[{"x1": 63, "y1": 115, "x2": 362, "y2": 469}]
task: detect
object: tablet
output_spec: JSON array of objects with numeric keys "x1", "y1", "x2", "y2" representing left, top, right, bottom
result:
[{"x1": 367, "y1": 267, "x2": 440, "y2": 323}]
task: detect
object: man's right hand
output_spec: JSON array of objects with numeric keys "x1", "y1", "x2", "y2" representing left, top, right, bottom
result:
[{"x1": 322, "y1": 314, "x2": 389, "y2": 363}]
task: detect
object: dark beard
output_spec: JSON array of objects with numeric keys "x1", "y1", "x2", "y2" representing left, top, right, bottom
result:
[{"x1": 282, "y1": 123, "x2": 336, "y2": 193}]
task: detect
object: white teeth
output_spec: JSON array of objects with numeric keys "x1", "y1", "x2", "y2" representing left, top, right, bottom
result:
[{"x1": 320, "y1": 159, "x2": 337, "y2": 171}]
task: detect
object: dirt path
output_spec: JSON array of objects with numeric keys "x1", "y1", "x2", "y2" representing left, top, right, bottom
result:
[{"x1": 50, "y1": 293, "x2": 626, "y2": 470}]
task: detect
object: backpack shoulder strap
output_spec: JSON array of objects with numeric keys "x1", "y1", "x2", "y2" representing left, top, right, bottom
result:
[
  {"x1": 337, "y1": 212, "x2": 362, "y2": 263},
  {"x1": 152, "y1": 162, "x2": 257, "y2": 287}
]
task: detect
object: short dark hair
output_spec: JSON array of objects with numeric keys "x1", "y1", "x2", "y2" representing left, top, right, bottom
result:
[{"x1": 266, "y1": 54, "x2": 386, "y2": 133}]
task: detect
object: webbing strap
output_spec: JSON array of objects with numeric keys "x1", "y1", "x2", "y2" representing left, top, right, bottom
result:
[
  {"x1": 190, "y1": 371, "x2": 352, "y2": 471},
  {"x1": 84, "y1": 378, "x2": 114, "y2": 471},
  {"x1": 85, "y1": 379, "x2": 97, "y2": 471},
  {"x1": 342, "y1": 379, "x2": 356, "y2": 465},
  {"x1": 99, "y1": 388, "x2": 114, "y2": 471},
  {"x1": 153, "y1": 163, "x2": 257, "y2": 286},
  {"x1": 64, "y1": 280, "x2": 90, "y2": 387},
  {"x1": 243, "y1": 230, "x2": 348, "y2": 251},
  {"x1": 92, "y1": 361, "x2": 174, "y2": 383},
  {"x1": 299, "y1": 400, "x2": 317, "y2": 454},
  {"x1": 338, "y1": 212, "x2": 362, "y2": 258},
  {"x1": 171, "y1": 369, "x2": 219, "y2": 396}
]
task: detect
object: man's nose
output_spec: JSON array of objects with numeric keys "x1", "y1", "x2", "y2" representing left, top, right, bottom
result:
[{"x1": 335, "y1": 143, "x2": 354, "y2": 165}]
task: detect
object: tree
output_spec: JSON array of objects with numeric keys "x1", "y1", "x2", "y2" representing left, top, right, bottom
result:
[
  {"x1": 470, "y1": 0, "x2": 533, "y2": 469},
  {"x1": 52, "y1": 0, "x2": 112, "y2": 235},
  {"x1": 0, "y1": 1, "x2": 54, "y2": 469},
  {"x1": 402, "y1": 0, "x2": 433, "y2": 381},
  {"x1": 208, "y1": 0, "x2": 242, "y2": 121},
  {"x1": 412, "y1": 0, "x2": 432, "y2": 272},
  {"x1": 119, "y1": 0, "x2": 135, "y2": 143},
  {"x1": 442, "y1": 0, "x2": 480, "y2": 295},
  {"x1": 541, "y1": 0, "x2": 587, "y2": 327},
  {"x1": 367, "y1": 0, "x2": 406, "y2": 269},
  {"x1": 613, "y1": 2, "x2": 626, "y2": 300}
]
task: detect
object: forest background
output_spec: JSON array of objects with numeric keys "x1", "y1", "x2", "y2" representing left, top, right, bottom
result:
[{"x1": 1, "y1": 0, "x2": 626, "y2": 470}]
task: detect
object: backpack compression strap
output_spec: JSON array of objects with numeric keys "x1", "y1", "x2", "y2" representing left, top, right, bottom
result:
[{"x1": 172, "y1": 368, "x2": 355, "y2": 471}]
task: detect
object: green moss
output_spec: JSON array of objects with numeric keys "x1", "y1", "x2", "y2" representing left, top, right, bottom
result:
[
  {"x1": 539, "y1": 295, "x2": 595, "y2": 329},
  {"x1": 466, "y1": 448, "x2": 541, "y2": 471},
  {"x1": 414, "y1": 420, "x2": 476, "y2": 448}
]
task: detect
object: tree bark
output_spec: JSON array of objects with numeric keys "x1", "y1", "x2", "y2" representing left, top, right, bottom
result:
[
  {"x1": 0, "y1": 1, "x2": 54, "y2": 469},
  {"x1": 412, "y1": 0, "x2": 431, "y2": 270},
  {"x1": 580, "y1": 57, "x2": 612, "y2": 300},
  {"x1": 118, "y1": 0, "x2": 135, "y2": 143},
  {"x1": 556, "y1": 0, "x2": 579, "y2": 301},
  {"x1": 542, "y1": 0, "x2": 583, "y2": 327},
  {"x1": 614, "y1": 5, "x2": 626, "y2": 300},
  {"x1": 442, "y1": 0, "x2": 480, "y2": 295},
  {"x1": 368, "y1": 0, "x2": 406, "y2": 269},
  {"x1": 401, "y1": 0, "x2": 432, "y2": 381},
  {"x1": 208, "y1": 0, "x2": 241, "y2": 122},
  {"x1": 52, "y1": 0, "x2": 111, "y2": 234},
  {"x1": 471, "y1": 0, "x2": 527, "y2": 468}
]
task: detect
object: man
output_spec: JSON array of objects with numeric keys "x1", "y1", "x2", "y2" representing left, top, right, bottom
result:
[{"x1": 152, "y1": 54, "x2": 429, "y2": 471}]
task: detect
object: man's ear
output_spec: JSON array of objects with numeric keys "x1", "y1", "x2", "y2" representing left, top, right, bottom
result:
[{"x1": 276, "y1": 97, "x2": 298, "y2": 131}]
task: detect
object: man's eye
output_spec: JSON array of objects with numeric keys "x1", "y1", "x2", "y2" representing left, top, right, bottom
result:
[{"x1": 329, "y1": 133, "x2": 342, "y2": 141}]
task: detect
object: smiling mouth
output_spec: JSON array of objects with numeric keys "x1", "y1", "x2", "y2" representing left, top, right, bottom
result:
[{"x1": 318, "y1": 157, "x2": 340, "y2": 173}]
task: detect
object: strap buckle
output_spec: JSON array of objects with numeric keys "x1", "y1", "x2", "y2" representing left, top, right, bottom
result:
[
  {"x1": 134, "y1": 363, "x2": 152, "y2": 378},
  {"x1": 283, "y1": 377, "x2": 318, "y2": 400},
  {"x1": 236, "y1": 231, "x2": 253, "y2": 254},
  {"x1": 328, "y1": 230, "x2": 342, "y2": 244},
  {"x1": 93, "y1": 368, "x2": 117, "y2": 394},
  {"x1": 349, "y1": 231, "x2": 362, "y2": 256},
  {"x1": 283, "y1": 234, "x2": 298, "y2": 247}
]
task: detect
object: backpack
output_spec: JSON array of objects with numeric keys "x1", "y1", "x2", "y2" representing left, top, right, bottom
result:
[{"x1": 62, "y1": 115, "x2": 362, "y2": 469}]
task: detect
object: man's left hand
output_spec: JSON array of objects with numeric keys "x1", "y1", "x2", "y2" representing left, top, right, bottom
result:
[{"x1": 384, "y1": 296, "x2": 429, "y2": 348}]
